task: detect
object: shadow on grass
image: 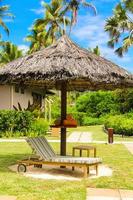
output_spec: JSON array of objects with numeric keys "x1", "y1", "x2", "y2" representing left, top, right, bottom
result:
[{"x1": 0, "y1": 154, "x2": 31, "y2": 172}]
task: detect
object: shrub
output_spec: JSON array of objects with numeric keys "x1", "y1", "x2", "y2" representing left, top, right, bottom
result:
[
  {"x1": 0, "y1": 110, "x2": 34, "y2": 137},
  {"x1": 67, "y1": 111, "x2": 86, "y2": 126},
  {"x1": 104, "y1": 115, "x2": 133, "y2": 136},
  {"x1": 83, "y1": 116, "x2": 105, "y2": 126},
  {"x1": 31, "y1": 118, "x2": 49, "y2": 136},
  {"x1": 76, "y1": 91, "x2": 116, "y2": 117}
]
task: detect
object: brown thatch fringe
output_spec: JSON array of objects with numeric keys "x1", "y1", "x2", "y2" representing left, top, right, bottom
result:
[{"x1": 0, "y1": 35, "x2": 132, "y2": 90}]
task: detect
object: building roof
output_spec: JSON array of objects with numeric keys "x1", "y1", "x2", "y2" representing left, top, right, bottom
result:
[{"x1": 0, "y1": 35, "x2": 132, "y2": 91}]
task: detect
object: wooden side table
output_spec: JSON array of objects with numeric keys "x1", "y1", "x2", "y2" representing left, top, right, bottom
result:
[
  {"x1": 72, "y1": 145, "x2": 97, "y2": 173},
  {"x1": 72, "y1": 145, "x2": 96, "y2": 157}
]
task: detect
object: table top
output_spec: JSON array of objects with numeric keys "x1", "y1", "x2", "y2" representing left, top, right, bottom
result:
[{"x1": 73, "y1": 145, "x2": 96, "y2": 150}]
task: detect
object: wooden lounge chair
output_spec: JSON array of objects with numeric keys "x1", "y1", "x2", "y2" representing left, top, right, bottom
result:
[{"x1": 18, "y1": 137, "x2": 102, "y2": 178}]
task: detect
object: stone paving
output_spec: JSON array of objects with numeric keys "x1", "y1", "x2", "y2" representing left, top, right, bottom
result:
[
  {"x1": 0, "y1": 196, "x2": 16, "y2": 200},
  {"x1": 87, "y1": 188, "x2": 133, "y2": 200},
  {"x1": 124, "y1": 143, "x2": 133, "y2": 154},
  {"x1": 67, "y1": 131, "x2": 92, "y2": 143}
]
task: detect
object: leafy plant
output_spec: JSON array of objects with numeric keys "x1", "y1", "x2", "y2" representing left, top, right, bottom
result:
[
  {"x1": 0, "y1": 111, "x2": 34, "y2": 137},
  {"x1": 104, "y1": 114, "x2": 133, "y2": 136},
  {"x1": 31, "y1": 118, "x2": 49, "y2": 136}
]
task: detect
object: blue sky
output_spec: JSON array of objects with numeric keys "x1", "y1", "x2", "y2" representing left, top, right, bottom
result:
[{"x1": 1, "y1": 0, "x2": 133, "y2": 73}]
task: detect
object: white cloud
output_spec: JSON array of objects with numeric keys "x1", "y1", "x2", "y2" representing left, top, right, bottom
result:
[
  {"x1": 18, "y1": 45, "x2": 29, "y2": 54},
  {"x1": 72, "y1": 15, "x2": 108, "y2": 47},
  {"x1": 93, "y1": 0, "x2": 116, "y2": 2},
  {"x1": 3, "y1": 18, "x2": 14, "y2": 23},
  {"x1": 30, "y1": 0, "x2": 45, "y2": 15},
  {"x1": 30, "y1": 8, "x2": 44, "y2": 15},
  {"x1": 40, "y1": 0, "x2": 45, "y2": 6},
  {"x1": 71, "y1": 14, "x2": 132, "y2": 71}
]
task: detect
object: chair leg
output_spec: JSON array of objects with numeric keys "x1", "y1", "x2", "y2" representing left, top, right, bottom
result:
[
  {"x1": 72, "y1": 166, "x2": 75, "y2": 171},
  {"x1": 83, "y1": 166, "x2": 88, "y2": 178}
]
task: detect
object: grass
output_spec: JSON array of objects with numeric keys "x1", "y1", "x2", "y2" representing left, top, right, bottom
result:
[
  {"x1": 0, "y1": 140, "x2": 133, "y2": 199},
  {"x1": 1, "y1": 125, "x2": 132, "y2": 142},
  {"x1": 0, "y1": 142, "x2": 86, "y2": 200}
]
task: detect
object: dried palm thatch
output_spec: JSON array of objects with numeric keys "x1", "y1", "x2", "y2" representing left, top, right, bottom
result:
[{"x1": 0, "y1": 35, "x2": 132, "y2": 90}]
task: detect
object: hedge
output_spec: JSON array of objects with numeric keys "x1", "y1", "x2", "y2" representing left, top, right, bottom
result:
[
  {"x1": 104, "y1": 115, "x2": 133, "y2": 136},
  {"x1": 0, "y1": 110, "x2": 49, "y2": 138},
  {"x1": 83, "y1": 116, "x2": 105, "y2": 126}
]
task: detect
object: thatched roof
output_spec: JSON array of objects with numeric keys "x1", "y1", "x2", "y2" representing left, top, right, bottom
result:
[{"x1": 0, "y1": 35, "x2": 132, "y2": 91}]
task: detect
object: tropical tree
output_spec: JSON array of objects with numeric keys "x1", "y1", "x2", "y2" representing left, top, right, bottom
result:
[
  {"x1": 64, "y1": 0, "x2": 97, "y2": 33},
  {"x1": 0, "y1": 0, "x2": 13, "y2": 36},
  {"x1": 35, "y1": 0, "x2": 70, "y2": 44},
  {"x1": 25, "y1": 25, "x2": 51, "y2": 54},
  {"x1": 0, "y1": 42, "x2": 23, "y2": 65},
  {"x1": 105, "y1": 0, "x2": 133, "y2": 56}
]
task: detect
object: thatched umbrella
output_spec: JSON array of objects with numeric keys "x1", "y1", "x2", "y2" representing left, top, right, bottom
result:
[{"x1": 0, "y1": 35, "x2": 132, "y2": 155}]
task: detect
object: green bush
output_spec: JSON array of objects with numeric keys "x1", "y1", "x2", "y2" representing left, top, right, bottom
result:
[
  {"x1": 0, "y1": 110, "x2": 34, "y2": 137},
  {"x1": 104, "y1": 115, "x2": 133, "y2": 136},
  {"x1": 76, "y1": 91, "x2": 117, "y2": 117},
  {"x1": 69, "y1": 112, "x2": 86, "y2": 126},
  {"x1": 83, "y1": 116, "x2": 105, "y2": 126},
  {"x1": 31, "y1": 118, "x2": 49, "y2": 136}
]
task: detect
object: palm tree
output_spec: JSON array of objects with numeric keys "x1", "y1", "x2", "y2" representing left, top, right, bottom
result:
[
  {"x1": 88, "y1": 46, "x2": 101, "y2": 56},
  {"x1": 0, "y1": 0, "x2": 13, "y2": 36},
  {"x1": 0, "y1": 42, "x2": 23, "y2": 65},
  {"x1": 25, "y1": 25, "x2": 52, "y2": 54},
  {"x1": 105, "y1": 2, "x2": 133, "y2": 57},
  {"x1": 64, "y1": 0, "x2": 97, "y2": 33},
  {"x1": 35, "y1": 0, "x2": 70, "y2": 43}
]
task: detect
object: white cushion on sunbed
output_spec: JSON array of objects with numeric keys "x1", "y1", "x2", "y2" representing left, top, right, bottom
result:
[{"x1": 49, "y1": 157, "x2": 102, "y2": 164}]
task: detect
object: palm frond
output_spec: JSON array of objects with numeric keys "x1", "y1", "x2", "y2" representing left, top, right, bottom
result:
[
  {"x1": 0, "y1": 19, "x2": 9, "y2": 35},
  {"x1": 82, "y1": 2, "x2": 97, "y2": 15}
]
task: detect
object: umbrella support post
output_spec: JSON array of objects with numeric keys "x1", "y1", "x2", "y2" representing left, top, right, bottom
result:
[{"x1": 60, "y1": 82, "x2": 67, "y2": 156}]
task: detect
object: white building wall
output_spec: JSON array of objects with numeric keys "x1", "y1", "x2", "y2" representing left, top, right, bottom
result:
[
  {"x1": 0, "y1": 85, "x2": 43, "y2": 110},
  {"x1": 0, "y1": 85, "x2": 12, "y2": 109},
  {"x1": 13, "y1": 87, "x2": 33, "y2": 109}
]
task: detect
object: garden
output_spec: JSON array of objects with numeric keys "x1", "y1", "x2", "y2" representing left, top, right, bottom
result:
[
  {"x1": 0, "y1": 0, "x2": 133, "y2": 199},
  {"x1": 0, "y1": 141, "x2": 132, "y2": 200},
  {"x1": 0, "y1": 89, "x2": 133, "y2": 138},
  {"x1": 0, "y1": 89, "x2": 133, "y2": 199}
]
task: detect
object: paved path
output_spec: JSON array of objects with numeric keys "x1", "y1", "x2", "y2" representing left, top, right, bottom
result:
[
  {"x1": 87, "y1": 188, "x2": 133, "y2": 200},
  {"x1": 124, "y1": 143, "x2": 133, "y2": 154},
  {"x1": 0, "y1": 139, "x2": 25, "y2": 142},
  {"x1": 0, "y1": 138, "x2": 133, "y2": 144},
  {"x1": 0, "y1": 196, "x2": 16, "y2": 200},
  {"x1": 67, "y1": 132, "x2": 92, "y2": 143}
]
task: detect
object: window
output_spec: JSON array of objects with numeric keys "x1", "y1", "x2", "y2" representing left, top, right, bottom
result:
[
  {"x1": 21, "y1": 88, "x2": 25, "y2": 94},
  {"x1": 15, "y1": 86, "x2": 19, "y2": 93}
]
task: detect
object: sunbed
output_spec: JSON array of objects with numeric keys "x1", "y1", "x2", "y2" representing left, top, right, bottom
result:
[{"x1": 17, "y1": 137, "x2": 102, "y2": 178}]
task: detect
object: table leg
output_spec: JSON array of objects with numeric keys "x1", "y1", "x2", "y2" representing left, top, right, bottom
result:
[
  {"x1": 94, "y1": 148, "x2": 96, "y2": 157},
  {"x1": 72, "y1": 148, "x2": 75, "y2": 156},
  {"x1": 87, "y1": 150, "x2": 90, "y2": 157},
  {"x1": 87, "y1": 166, "x2": 90, "y2": 174},
  {"x1": 80, "y1": 149, "x2": 82, "y2": 157},
  {"x1": 72, "y1": 148, "x2": 75, "y2": 171},
  {"x1": 83, "y1": 166, "x2": 88, "y2": 178}
]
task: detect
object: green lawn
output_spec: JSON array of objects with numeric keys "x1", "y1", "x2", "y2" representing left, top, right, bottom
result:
[{"x1": 0, "y1": 140, "x2": 132, "y2": 200}]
